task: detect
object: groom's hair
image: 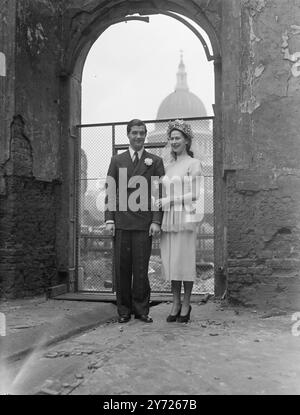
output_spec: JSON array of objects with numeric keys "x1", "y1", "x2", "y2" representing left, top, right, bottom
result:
[{"x1": 127, "y1": 119, "x2": 147, "y2": 135}]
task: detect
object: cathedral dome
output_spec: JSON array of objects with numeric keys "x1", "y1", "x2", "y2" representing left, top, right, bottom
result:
[
  {"x1": 156, "y1": 54, "x2": 207, "y2": 119},
  {"x1": 148, "y1": 53, "x2": 211, "y2": 150},
  {"x1": 157, "y1": 90, "x2": 207, "y2": 119}
]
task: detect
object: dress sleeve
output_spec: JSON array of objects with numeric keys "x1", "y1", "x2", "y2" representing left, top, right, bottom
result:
[{"x1": 188, "y1": 159, "x2": 203, "y2": 178}]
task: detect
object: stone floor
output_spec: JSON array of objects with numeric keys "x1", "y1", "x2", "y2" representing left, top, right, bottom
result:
[{"x1": 1, "y1": 298, "x2": 299, "y2": 395}]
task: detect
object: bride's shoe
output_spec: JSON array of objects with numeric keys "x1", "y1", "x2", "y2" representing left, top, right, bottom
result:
[
  {"x1": 166, "y1": 305, "x2": 182, "y2": 322},
  {"x1": 177, "y1": 305, "x2": 192, "y2": 323}
]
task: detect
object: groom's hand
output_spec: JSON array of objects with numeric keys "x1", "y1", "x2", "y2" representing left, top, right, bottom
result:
[{"x1": 149, "y1": 223, "x2": 161, "y2": 237}]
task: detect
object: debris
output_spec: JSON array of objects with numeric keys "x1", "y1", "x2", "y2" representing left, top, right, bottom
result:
[
  {"x1": 209, "y1": 333, "x2": 219, "y2": 336},
  {"x1": 254, "y1": 339, "x2": 260, "y2": 342},
  {"x1": 207, "y1": 320, "x2": 221, "y2": 326},
  {"x1": 56, "y1": 351, "x2": 67, "y2": 357},
  {"x1": 214, "y1": 376, "x2": 220, "y2": 380},
  {"x1": 70, "y1": 380, "x2": 82, "y2": 388},
  {"x1": 36, "y1": 380, "x2": 60, "y2": 395},
  {"x1": 36, "y1": 388, "x2": 60, "y2": 395},
  {"x1": 75, "y1": 373, "x2": 84, "y2": 379},
  {"x1": 201, "y1": 324, "x2": 207, "y2": 328},
  {"x1": 261, "y1": 310, "x2": 287, "y2": 319},
  {"x1": 45, "y1": 352, "x2": 59, "y2": 358},
  {"x1": 88, "y1": 361, "x2": 98, "y2": 370},
  {"x1": 198, "y1": 294, "x2": 211, "y2": 304},
  {"x1": 248, "y1": 376, "x2": 253, "y2": 380},
  {"x1": 12, "y1": 325, "x2": 33, "y2": 329},
  {"x1": 62, "y1": 383, "x2": 70, "y2": 388}
]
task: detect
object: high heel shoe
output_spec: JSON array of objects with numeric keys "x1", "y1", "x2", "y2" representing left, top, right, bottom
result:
[
  {"x1": 166, "y1": 305, "x2": 182, "y2": 322},
  {"x1": 177, "y1": 305, "x2": 192, "y2": 323}
]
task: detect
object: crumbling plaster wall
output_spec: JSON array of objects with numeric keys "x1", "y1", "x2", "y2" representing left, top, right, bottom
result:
[
  {"x1": 0, "y1": 0, "x2": 16, "y2": 167},
  {"x1": 15, "y1": 0, "x2": 63, "y2": 181},
  {"x1": 0, "y1": 0, "x2": 63, "y2": 298},
  {"x1": 223, "y1": 0, "x2": 300, "y2": 308}
]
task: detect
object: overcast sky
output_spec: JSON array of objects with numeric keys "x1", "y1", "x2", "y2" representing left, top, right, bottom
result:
[
  {"x1": 81, "y1": 14, "x2": 215, "y2": 187},
  {"x1": 82, "y1": 14, "x2": 214, "y2": 124}
]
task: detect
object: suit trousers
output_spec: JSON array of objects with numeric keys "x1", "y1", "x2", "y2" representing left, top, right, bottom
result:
[{"x1": 114, "y1": 230, "x2": 152, "y2": 317}]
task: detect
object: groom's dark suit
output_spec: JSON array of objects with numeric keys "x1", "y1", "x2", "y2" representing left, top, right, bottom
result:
[{"x1": 105, "y1": 149, "x2": 165, "y2": 317}]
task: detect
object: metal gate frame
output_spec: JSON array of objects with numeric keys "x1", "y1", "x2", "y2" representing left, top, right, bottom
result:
[{"x1": 75, "y1": 116, "x2": 214, "y2": 294}]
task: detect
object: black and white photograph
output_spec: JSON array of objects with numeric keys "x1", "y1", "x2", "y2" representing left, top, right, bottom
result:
[{"x1": 0, "y1": 0, "x2": 300, "y2": 401}]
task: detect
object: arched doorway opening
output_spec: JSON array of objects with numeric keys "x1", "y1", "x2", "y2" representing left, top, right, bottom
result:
[{"x1": 62, "y1": 1, "x2": 224, "y2": 298}]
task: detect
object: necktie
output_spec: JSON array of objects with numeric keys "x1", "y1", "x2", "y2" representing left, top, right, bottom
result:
[{"x1": 133, "y1": 151, "x2": 139, "y2": 167}]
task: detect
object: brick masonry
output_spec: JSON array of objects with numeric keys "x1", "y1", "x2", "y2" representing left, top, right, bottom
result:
[
  {"x1": 226, "y1": 170, "x2": 300, "y2": 309},
  {"x1": 0, "y1": 115, "x2": 60, "y2": 298}
]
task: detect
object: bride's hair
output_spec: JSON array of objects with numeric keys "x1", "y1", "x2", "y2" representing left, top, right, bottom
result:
[{"x1": 184, "y1": 132, "x2": 194, "y2": 158}]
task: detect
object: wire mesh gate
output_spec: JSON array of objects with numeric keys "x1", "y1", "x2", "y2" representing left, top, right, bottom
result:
[{"x1": 76, "y1": 117, "x2": 214, "y2": 294}]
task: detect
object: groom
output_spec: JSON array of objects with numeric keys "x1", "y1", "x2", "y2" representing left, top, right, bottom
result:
[{"x1": 105, "y1": 119, "x2": 165, "y2": 323}]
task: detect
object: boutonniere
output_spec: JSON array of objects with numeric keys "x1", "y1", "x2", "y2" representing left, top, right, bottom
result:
[{"x1": 144, "y1": 158, "x2": 153, "y2": 166}]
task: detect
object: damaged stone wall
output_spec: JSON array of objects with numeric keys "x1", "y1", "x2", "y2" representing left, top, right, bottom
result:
[
  {"x1": 223, "y1": 0, "x2": 300, "y2": 308},
  {"x1": 15, "y1": 0, "x2": 63, "y2": 181},
  {"x1": 0, "y1": 116, "x2": 59, "y2": 298},
  {"x1": 0, "y1": 0, "x2": 64, "y2": 298},
  {"x1": 0, "y1": 0, "x2": 16, "y2": 166}
]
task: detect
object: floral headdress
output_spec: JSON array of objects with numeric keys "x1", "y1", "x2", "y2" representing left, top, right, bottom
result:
[{"x1": 167, "y1": 119, "x2": 194, "y2": 141}]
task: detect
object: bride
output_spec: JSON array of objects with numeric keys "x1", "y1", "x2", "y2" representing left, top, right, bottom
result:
[{"x1": 155, "y1": 119, "x2": 203, "y2": 323}]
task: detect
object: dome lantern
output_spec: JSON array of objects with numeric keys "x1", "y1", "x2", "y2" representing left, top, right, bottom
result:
[
  {"x1": 175, "y1": 51, "x2": 189, "y2": 91},
  {"x1": 156, "y1": 53, "x2": 207, "y2": 120}
]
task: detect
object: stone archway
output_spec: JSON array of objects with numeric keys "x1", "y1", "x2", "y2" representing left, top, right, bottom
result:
[
  {"x1": 60, "y1": 0, "x2": 225, "y2": 296},
  {"x1": 2, "y1": 1, "x2": 300, "y2": 306}
]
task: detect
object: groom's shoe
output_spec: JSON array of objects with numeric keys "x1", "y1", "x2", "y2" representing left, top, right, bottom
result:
[
  {"x1": 135, "y1": 314, "x2": 153, "y2": 323},
  {"x1": 118, "y1": 315, "x2": 131, "y2": 323}
]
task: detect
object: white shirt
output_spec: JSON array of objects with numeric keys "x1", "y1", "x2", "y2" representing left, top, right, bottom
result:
[{"x1": 129, "y1": 146, "x2": 144, "y2": 162}]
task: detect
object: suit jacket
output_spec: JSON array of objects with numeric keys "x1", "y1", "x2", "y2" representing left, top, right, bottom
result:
[{"x1": 105, "y1": 149, "x2": 165, "y2": 230}]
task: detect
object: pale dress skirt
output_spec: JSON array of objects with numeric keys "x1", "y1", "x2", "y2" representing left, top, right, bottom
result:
[
  {"x1": 159, "y1": 156, "x2": 202, "y2": 282},
  {"x1": 160, "y1": 229, "x2": 197, "y2": 282}
]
